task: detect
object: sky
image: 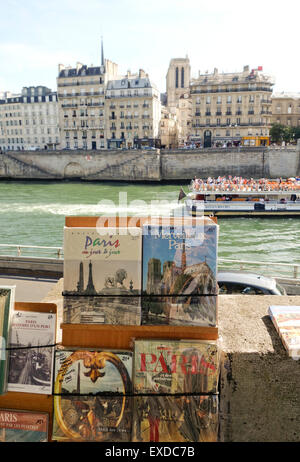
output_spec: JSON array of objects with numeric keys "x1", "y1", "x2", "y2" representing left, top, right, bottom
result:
[{"x1": 1, "y1": 0, "x2": 299, "y2": 95}]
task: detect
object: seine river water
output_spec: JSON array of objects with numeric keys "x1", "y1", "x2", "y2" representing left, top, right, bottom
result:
[{"x1": 0, "y1": 181, "x2": 299, "y2": 275}]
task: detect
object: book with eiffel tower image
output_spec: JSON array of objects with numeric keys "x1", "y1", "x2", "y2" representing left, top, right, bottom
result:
[
  {"x1": 63, "y1": 227, "x2": 142, "y2": 325},
  {"x1": 142, "y1": 223, "x2": 218, "y2": 326}
]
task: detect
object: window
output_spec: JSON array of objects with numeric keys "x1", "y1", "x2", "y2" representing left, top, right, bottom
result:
[
  {"x1": 181, "y1": 67, "x2": 184, "y2": 88},
  {"x1": 175, "y1": 67, "x2": 179, "y2": 88}
]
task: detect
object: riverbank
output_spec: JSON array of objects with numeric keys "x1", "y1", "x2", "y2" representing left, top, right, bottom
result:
[{"x1": 0, "y1": 147, "x2": 299, "y2": 181}]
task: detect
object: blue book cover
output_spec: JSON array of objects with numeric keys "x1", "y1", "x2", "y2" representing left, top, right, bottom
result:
[{"x1": 141, "y1": 223, "x2": 218, "y2": 326}]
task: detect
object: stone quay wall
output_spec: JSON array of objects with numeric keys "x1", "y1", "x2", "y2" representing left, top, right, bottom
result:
[{"x1": 0, "y1": 147, "x2": 299, "y2": 182}]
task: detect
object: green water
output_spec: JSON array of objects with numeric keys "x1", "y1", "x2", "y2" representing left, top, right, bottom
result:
[{"x1": 0, "y1": 181, "x2": 299, "y2": 268}]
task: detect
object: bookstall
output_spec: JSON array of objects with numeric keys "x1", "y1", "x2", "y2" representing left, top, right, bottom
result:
[{"x1": 0, "y1": 215, "x2": 220, "y2": 442}]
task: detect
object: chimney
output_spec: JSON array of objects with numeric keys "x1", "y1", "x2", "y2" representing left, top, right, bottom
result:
[
  {"x1": 214, "y1": 68, "x2": 218, "y2": 75},
  {"x1": 243, "y1": 65, "x2": 249, "y2": 72},
  {"x1": 139, "y1": 69, "x2": 146, "y2": 78},
  {"x1": 58, "y1": 64, "x2": 65, "y2": 72}
]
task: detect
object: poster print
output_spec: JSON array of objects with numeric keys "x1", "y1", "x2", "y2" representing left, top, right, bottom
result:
[
  {"x1": 133, "y1": 339, "x2": 219, "y2": 394},
  {"x1": 132, "y1": 395, "x2": 218, "y2": 443},
  {"x1": 52, "y1": 348, "x2": 133, "y2": 442},
  {"x1": 7, "y1": 311, "x2": 56, "y2": 394}
]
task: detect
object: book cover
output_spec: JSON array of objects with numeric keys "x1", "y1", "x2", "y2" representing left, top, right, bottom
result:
[
  {"x1": 0, "y1": 409, "x2": 48, "y2": 442},
  {"x1": 142, "y1": 223, "x2": 218, "y2": 295},
  {"x1": 63, "y1": 227, "x2": 142, "y2": 325},
  {"x1": 268, "y1": 305, "x2": 300, "y2": 360},
  {"x1": 141, "y1": 223, "x2": 217, "y2": 326},
  {"x1": 7, "y1": 310, "x2": 56, "y2": 394},
  {"x1": 132, "y1": 394, "x2": 218, "y2": 442},
  {"x1": 0, "y1": 286, "x2": 15, "y2": 395},
  {"x1": 52, "y1": 348, "x2": 133, "y2": 442},
  {"x1": 133, "y1": 339, "x2": 219, "y2": 394}
]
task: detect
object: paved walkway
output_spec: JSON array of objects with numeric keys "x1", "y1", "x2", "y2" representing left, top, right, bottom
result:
[{"x1": 0, "y1": 275, "x2": 59, "y2": 303}]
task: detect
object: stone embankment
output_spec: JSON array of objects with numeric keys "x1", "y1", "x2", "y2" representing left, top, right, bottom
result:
[{"x1": 0, "y1": 147, "x2": 299, "y2": 182}]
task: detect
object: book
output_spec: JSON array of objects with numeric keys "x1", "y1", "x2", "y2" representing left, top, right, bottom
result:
[
  {"x1": 141, "y1": 222, "x2": 218, "y2": 326},
  {"x1": 7, "y1": 310, "x2": 56, "y2": 394},
  {"x1": 0, "y1": 286, "x2": 15, "y2": 395},
  {"x1": 133, "y1": 339, "x2": 219, "y2": 394},
  {"x1": 63, "y1": 227, "x2": 142, "y2": 325},
  {"x1": 0, "y1": 409, "x2": 49, "y2": 442},
  {"x1": 131, "y1": 394, "x2": 218, "y2": 442},
  {"x1": 268, "y1": 305, "x2": 300, "y2": 360},
  {"x1": 52, "y1": 348, "x2": 133, "y2": 442}
]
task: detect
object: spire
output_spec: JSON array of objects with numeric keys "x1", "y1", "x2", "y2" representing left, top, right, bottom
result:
[{"x1": 101, "y1": 36, "x2": 104, "y2": 67}]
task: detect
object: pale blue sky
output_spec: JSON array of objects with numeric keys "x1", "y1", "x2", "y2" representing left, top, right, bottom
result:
[{"x1": 1, "y1": 0, "x2": 299, "y2": 95}]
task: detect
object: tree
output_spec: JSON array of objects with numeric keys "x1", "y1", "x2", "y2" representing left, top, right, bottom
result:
[{"x1": 269, "y1": 124, "x2": 286, "y2": 144}]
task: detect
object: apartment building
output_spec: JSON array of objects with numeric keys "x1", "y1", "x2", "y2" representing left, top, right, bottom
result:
[
  {"x1": 189, "y1": 65, "x2": 274, "y2": 147},
  {"x1": 105, "y1": 69, "x2": 161, "y2": 149},
  {"x1": 57, "y1": 57, "x2": 118, "y2": 150},
  {"x1": 271, "y1": 92, "x2": 300, "y2": 127},
  {"x1": 0, "y1": 86, "x2": 59, "y2": 151}
]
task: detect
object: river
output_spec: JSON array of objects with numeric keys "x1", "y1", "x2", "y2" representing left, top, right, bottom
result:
[{"x1": 0, "y1": 181, "x2": 299, "y2": 276}]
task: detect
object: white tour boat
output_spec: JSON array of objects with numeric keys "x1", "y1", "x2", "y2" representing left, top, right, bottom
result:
[{"x1": 181, "y1": 177, "x2": 300, "y2": 217}]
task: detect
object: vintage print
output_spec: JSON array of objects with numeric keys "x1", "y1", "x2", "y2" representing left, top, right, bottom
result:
[
  {"x1": 133, "y1": 339, "x2": 219, "y2": 394},
  {"x1": 53, "y1": 348, "x2": 133, "y2": 442},
  {"x1": 7, "y1": 310, "x2": 56, "y2": 394}
]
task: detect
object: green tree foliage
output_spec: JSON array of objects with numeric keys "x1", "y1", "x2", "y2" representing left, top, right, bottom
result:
[{"x1": 270, "y1": 123, "x2": 300, "y2": 144}]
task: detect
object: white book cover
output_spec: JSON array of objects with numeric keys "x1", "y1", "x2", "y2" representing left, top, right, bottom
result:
[
  {"x1": 7, "y1": 310, "x2": 56, "y2": 394},
  {"x1": 63, "y1": 227, "x2": 142, "y2": 295}
]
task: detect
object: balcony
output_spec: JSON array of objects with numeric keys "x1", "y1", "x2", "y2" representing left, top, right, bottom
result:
[{"x1": 109, "y1": 116, "x2": 117, "y2": 120}]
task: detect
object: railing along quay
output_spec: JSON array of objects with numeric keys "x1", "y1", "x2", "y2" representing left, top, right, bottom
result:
[
  {"x1": 0, "y1": 244, "x2": 298, "y2": 282},
  {"x1": 218, "y1": 257, "x2": 300, "y2": 281}
]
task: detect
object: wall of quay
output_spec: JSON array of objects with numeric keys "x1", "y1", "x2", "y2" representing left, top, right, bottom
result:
[{"x1": 0, "y1": 147, "x2": 299, "y2": 182}]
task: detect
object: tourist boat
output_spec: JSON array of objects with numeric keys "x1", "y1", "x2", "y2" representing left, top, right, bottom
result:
[{"x1": 180, "y1": 177, "x2": 300, "y2": 217}]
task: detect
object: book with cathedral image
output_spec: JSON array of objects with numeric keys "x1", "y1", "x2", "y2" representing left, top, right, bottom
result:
[
  {"x1": 141, "y1": 222, "x2": 218, "y2": 326},
  {"x1": 63, "y1": 227, "x2": 142, "y2": 325}
]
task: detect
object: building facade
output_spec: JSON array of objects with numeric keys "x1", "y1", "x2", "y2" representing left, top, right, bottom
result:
[
  {"x1": 105, "y1": 69, "x2": 161, "y2": 149},
  {"x1": 271, "y1": 92, "x2": 300, "y2": 127},
  {"x1": 57, "y1": 56, "x2": 118, "y2": 150},
  {"x1": 159, "y1": 105, "x2": 178, "y2": 149},
  {"x1": 189, "y1": 66, "x2": 274, "y2": 147},
  {"x1": 0, "y1": 86, "x2": 59, "y2": 151}
]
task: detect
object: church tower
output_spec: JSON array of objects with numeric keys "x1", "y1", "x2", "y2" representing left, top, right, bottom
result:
[{"x1": 166, "y1": 56, "x2": 191, "y2": 107}]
